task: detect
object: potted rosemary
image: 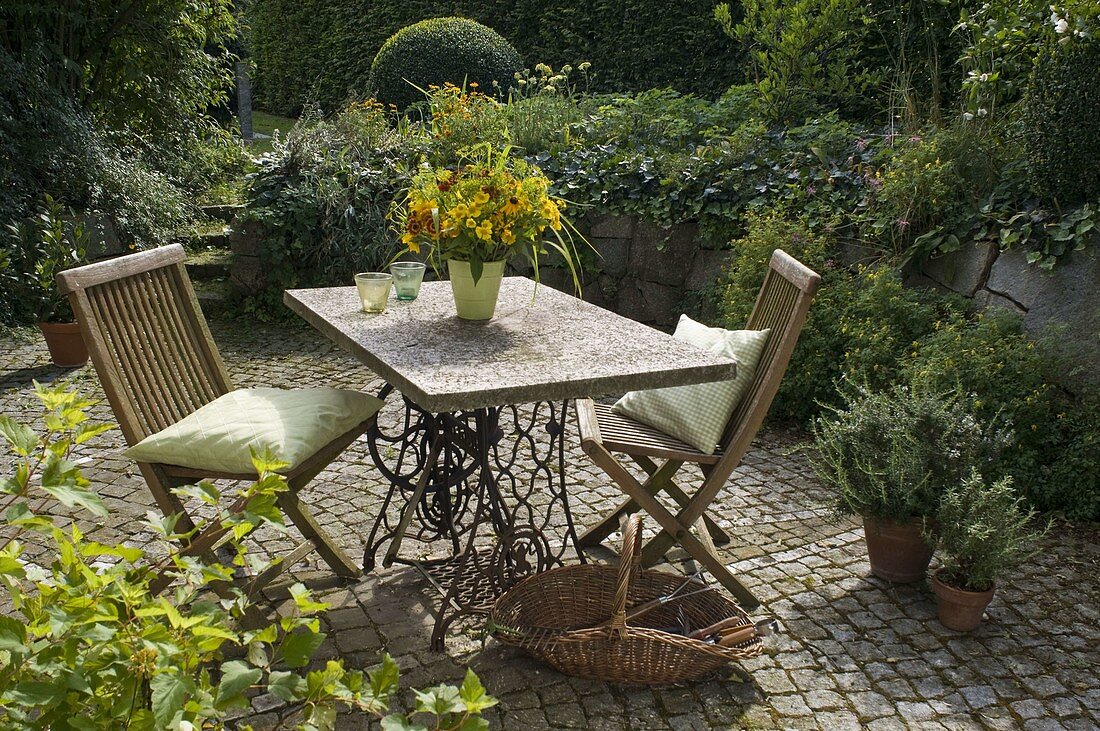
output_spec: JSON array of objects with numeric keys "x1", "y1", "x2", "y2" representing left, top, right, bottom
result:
[
  {"x1": 931, "y1": 471, "x2": 1045, "y2": 631},
  {"x1": 811, "y1": 386, "x2": 995, "y2": 583}
]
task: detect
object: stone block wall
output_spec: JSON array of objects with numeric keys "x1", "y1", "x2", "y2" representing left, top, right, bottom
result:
[
  {"x1": 529, "y1": 214, "x2": 732, "y2": 329},
  {"x1": 910, "y1": 237, "x2": 1100, "y2": 390}
]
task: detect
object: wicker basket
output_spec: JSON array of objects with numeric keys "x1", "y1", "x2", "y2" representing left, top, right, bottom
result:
[{"x1": 489, "y1": 514, "x2": 763, "y2": 685}]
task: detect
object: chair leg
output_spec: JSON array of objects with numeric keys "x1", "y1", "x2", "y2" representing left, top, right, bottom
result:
[
  {"x1": 582, "y1": 441, "x2": 760, "y2": 610},
  {"x1": 630, "y1": 456, "x2": 731, "y2": 545},
  {"x1": 576, "y1": 458, "x2": 683, "y2": 548},
  {"x1": 278, "y1": 489, "x2": 360, "y2": 578}
]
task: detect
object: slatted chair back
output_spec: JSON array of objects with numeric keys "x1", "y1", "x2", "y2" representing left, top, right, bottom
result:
[
  {"x1": 56, "y1": 244, "x2": 233, "y2": 447},
  {"x1": 714, "y1": 249, "x2": 820, "y2": 472}
]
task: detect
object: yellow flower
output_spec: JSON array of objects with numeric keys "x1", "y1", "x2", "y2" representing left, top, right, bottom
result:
[
  {"x1": 475, "y1": 220, "x2": 493, "y2": 241},
  {"x1": 542, "y1": 199, "x2": 562, "y2": 230},
  {"x1": 501, "y1": 228, "x2": 516, "y2": 244},
  {"x1": 466, "y1": 217, "x2": 477, "y2": 229},
  {"x1": 502, "y1": 196, "x2": 522, "y2": 216},
  {"x1": 472, "y1": 190, "x2": 490, "y2": 207},
  {"x1": 450, "y1": 203, "x2": 470, "y2": 220}
]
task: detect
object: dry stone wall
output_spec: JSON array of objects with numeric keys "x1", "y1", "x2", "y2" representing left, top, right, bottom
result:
[
  {"x1": 529, "y1": 213, "x2": 732, "y2": 330},
  {"x1": 910, "y1": 236, "x2": 1100, "y2": 389}
]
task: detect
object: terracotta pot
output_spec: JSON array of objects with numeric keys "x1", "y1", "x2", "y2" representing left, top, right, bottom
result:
[
  {"x1": 447, "y1": 259, "x2": 505, "y2": 320},
  {"x1": 931, "y1": 570, "x2": 995, "y2": 632},
  {"x1": 862, "y1": 516, "x2": 934, "y2": 583},
  {"x1": 37, "y1": 321, "x2": 88, "y2": 368}
]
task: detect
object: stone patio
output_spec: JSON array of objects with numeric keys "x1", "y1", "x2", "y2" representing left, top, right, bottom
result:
[{"x1": 1, "y1": 318, "x2": 1098, "y2": 730}]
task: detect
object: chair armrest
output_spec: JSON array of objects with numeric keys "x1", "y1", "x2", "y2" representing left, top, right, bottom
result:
[{"x1": 575, "y1": 397, "x2": 602, "y2": 447}]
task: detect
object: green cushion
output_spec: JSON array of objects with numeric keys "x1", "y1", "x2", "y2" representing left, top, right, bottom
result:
[
  {"x1": 612, "y1": 315, "x2": 771, "y2": 455},
  {"x1": 124, "y1": 387, "x2": 383, "y2": 474}
]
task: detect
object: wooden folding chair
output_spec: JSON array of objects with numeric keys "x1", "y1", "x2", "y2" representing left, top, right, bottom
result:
[
  {"x1": 57, "y1": 244, "x2": 369, "y2": 595},
  {"x1": 575, "y1": 249, "x2": 821, "y2": 610}
]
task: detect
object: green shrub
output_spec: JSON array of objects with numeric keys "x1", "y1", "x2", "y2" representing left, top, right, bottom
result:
[
  {"x1": 904, "y1": 311, "x2": 1100, "y2": 520},
  {"x1": 717, "y1": 213, "x2": 964, "y2": 423},
  {"x1": 0, "y1": 382, "x2": 498, "y2": 728},
  {"x1": 715, "y1": 0, "x2": 871, "y2": 124},
  {"x1": 1022, "y1": 38, "x2": 1100, "y2": 204},
  {"x1": 242, "y1": 108, "x2": 426, "y2": 319},
  {"x1": 863, "y1": 126, "x2": 998, "y2": 260},
  {"x1": 368, "y1": 17, "x2": 522, "y2": 111},
  {"x1": 0, "y1": 52, "x2": 192, "y2": 256},
  {"x1": 935, "y1": 471, "x2": 1044, "y2": 592},
  {"x1": 811, "y1": 386, "x2": 995, "y2": 520}
]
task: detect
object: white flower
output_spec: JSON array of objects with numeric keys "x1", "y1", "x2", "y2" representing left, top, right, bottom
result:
[
  {"x1": 963, "y1": 112, "x2": 975, "y2": 121},
  {"x1": 979, "y1": 73, "x2": 989, "y2": 82},
  {"x1": 1055, "y1": 17, "x2": 1070, "y2": 34},
  {"x1": 977, "y1": 108, "x2": 988, "y2": 117},
  {"x1": 178, "y1": 722, "x2": 194, "y2": 731}
]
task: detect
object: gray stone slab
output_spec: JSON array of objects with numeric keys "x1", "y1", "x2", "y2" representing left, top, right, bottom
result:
[{"x1": 285, "y1": 277, "x2": 737, "y2": 412}]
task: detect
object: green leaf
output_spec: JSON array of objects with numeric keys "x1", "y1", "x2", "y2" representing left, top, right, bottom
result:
[
  {"x1": 306, "y1": 703, "x2": 337, "y2": 731},
  {"x1": 280, "y1": 628, "x2": 325, "y2": 668},
  {"x1": 247, "y1": 640, "x2": 269, "y2": 668},
  {"x1": 0, "y1": 554, "x2": 27, "y2": 579},
  {"x1": 216, "y1": 660, "x2": 262, "y2": 708},
  {"x1": 267, "y1": 670, "x2": 307, "y2": 701},
  {"x1": 369, "y1": 653, "x2": 400, "y2": 697},
  {"x1": 74, "y1": 422, "x2": 113, "y2": 444},
  {"x1": 40, "y1": 482, "x2": 108, "y2": 517},
  {"x1": 0, "y1": 615, "x2": 27, "y2": 652},
  {"x1": 10, "y1": 681, "x2": 64, "y2": 706},
  {"x1": 457, "y1": 717, "x2": 490, "y2": 731},
  {"x1": 380, "y1": 714, "x2": 427, "y2": 731},
  {"x1": 289, "y1": 582, "x2": 329, "y2": 614},
  {"x1": 150, "y1": 672, "x2": 191, "y2": 728},
  {"x1": 413, "y1": 684, "x2": 464, "y2": 716},
  {"x1": 459, "y1": 669, "x2": 497, "y2": 713},
  {"x1": 0, "y1": 416, "x2": 38, "y2": 456}
]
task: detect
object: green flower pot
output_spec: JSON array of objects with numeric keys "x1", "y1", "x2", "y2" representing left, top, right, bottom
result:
[{"x1": 447, "y1": 259, "x2": 505, "y2": 320}]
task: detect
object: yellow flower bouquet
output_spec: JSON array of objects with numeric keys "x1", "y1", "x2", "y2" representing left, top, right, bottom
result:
[{"x1": 394, "y1": 150, "x2": 584, "y2": 313}]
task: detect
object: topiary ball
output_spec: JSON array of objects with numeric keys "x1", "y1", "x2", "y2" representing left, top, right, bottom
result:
[
  {"x1": 1021, "y1": 39, "x2": 1100, "y2": 205},
  {"x1": 368, "y1": 17, "x2": 522, "y2": 111}
]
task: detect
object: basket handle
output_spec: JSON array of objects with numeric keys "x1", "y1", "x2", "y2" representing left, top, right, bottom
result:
[{"x1": 609, "y1": 513, "x2": 644, "y2": 638}]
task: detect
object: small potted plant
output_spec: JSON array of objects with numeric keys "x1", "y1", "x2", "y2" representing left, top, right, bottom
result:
[
  {"x1": 931, "y1": 470, "x2": 1045, "y2": 631},
  {"x1": 394, "y1": 146, "x2": 584, "y2": 320},
  {"x1": 811, "y1": 386, "x2": 995, "y2": 583},
  {"x1": 4, "y1": 195, "x2": 89, "y2": 366}
]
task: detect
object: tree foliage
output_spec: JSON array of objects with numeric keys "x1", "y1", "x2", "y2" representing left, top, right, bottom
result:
[{"x1": 1, "y1": 0, "x2": 237, "y2": 139}]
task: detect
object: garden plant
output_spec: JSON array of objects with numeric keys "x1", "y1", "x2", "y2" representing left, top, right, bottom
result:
[{"x1": 0, "y1": 383, "x2": 496, "y2": 729}]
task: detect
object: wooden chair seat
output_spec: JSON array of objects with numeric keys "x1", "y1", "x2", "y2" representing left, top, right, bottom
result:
[
  {"x1": 57, "y1": 244, "x2": 371, "y2": 596},
  {"x1": 592, "y1": 402, "x2": 723, "y2": 465},
  {"x1": 575, "y1": 249, "x2": 821, "y2": 610}
]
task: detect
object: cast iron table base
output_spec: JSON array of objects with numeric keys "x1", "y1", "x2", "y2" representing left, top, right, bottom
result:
[{"x1": 363, "y1": 385, "x2": 583, "y2": 650}]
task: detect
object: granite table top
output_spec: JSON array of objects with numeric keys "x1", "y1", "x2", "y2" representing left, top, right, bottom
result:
[{"x1": 284, "y1": 277, "x2": 738, "y2": 413}]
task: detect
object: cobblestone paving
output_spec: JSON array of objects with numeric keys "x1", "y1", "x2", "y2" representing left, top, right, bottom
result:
[{"x1": 2, "y1": 318, "x2": 1099, "y2": 731}]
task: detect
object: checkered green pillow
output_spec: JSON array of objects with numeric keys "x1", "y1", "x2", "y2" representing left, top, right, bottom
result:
[{"x1": 612, "y1": 315, "x2": 771, "y2": 455}]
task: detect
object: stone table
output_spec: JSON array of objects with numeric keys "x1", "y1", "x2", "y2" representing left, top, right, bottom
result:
[{"x1": 285, "y1": 277, "x2": 738, "y2": 649}]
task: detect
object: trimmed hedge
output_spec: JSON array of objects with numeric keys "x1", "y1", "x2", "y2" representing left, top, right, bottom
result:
[
  {"x1": 245, "y1": 0, "x2": 744, "y2": 115},
  {"x1": 369, "y1": 17, "x2": 521, "y2": 110},
  {"x1": 1022, "y1": 38, "x2": 1100, "y2": 205}
]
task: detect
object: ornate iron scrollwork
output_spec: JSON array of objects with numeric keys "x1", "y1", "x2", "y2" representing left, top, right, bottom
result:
[{"x1": 362, "y1": 389, "x2": 583, "y2": 649}]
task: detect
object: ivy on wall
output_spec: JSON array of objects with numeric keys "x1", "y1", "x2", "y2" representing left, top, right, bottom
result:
[{"x1": 244, "y1": 0, "x2": 744, "y2": 115}]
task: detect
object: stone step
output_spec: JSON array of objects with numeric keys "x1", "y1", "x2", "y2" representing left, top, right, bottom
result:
[
  {"x1": 200, "y1": 204, "x2": 244, "y2": 223},
  {"x1": 185, "y1": 248, "x2": 233, "y2": 281},
  {"x1": 192, "y1": 279, "x2": 233, "y2": 318}
]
